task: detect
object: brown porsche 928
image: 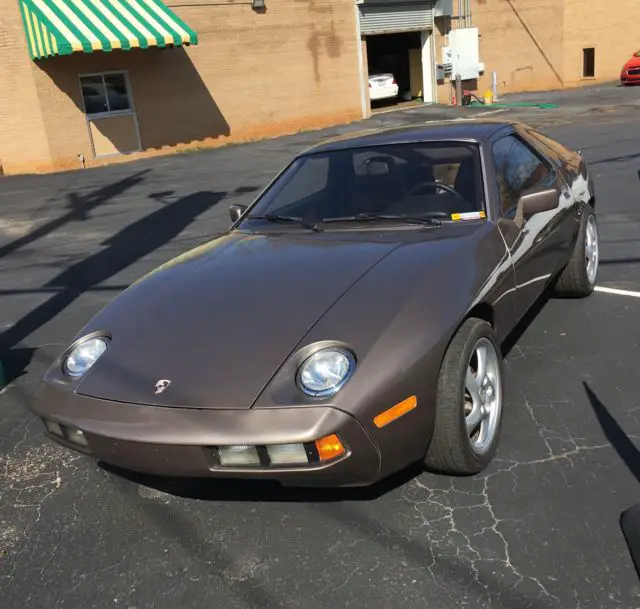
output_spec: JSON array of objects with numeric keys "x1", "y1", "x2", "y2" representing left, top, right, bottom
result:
[{"x1": 30, "y1": 120, "x2": 599, "y2": 487}]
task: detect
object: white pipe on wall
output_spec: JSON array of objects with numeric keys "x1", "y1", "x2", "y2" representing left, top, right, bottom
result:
[{"x1": 353, "y1": 3, "x2": 368, "y2": 119}]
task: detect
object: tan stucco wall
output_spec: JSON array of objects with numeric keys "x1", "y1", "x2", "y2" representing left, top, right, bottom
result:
[
  {"x1": 1, "y1": 0, "x2": 363, "y2": 174},
  {"x1": 562, "y1": 0, "x2": 636, "y2": 88},
  {"x1": 0, "y1": 0, "x2": 53, "y2": 174},
  {"x1": 434, "y1": 0, "x2": 636, "y2": 103},
  {"x1": 472, "y1": 0, "x2": 565, "y2": 95}
]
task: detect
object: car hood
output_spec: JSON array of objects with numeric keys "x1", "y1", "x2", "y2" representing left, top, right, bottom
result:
[
  {"x1": 623, "y1": 55, "x2": 640, "y2": 70},
  {"x1": 75, "y1": 231, "x2": 401, "y2": 409}
]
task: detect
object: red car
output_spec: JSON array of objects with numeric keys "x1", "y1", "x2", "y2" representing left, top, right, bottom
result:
[{"x1": 621, "y1": 51, "x2": 640, "y2": 85}]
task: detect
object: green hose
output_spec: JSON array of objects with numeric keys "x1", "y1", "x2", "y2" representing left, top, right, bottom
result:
[{"x1": 469, "y1": 101, "x2": 559, "y2": 109}]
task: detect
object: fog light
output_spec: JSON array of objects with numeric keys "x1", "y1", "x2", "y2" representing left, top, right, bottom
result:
[
  {"x1": 43, "y1": 419, "x2": 62, "y2": 437},
  {"x1": 315, "y1": 434, "x2": 346, "y2": 462},
  {"x1": 66, "y1": 427, "x2": 88, "y2": 447},
  {"x1": 267, "y1": 443, "x2": 308, "y2": 465},
  {"x1": 218, "y1": 445, "x2": 260, "y2": 466}
]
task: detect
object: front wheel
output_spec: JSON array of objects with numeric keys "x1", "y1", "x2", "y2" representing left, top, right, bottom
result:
[
  {"x1": 424, "y1": 317, "x2": 504, "y2": 475},
  {"x1": 554, "y1": 204, "x2": 599, "y2": 297}
]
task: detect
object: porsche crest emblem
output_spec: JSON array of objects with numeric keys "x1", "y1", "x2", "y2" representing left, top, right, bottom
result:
[{"x1": 154, "y1": 379, "x2": 171, "y2": 394}]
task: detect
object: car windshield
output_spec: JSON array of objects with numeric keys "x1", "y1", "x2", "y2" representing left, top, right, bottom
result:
[{"x1": 242, "y1": 141, "x2": 486, "y2": 227}]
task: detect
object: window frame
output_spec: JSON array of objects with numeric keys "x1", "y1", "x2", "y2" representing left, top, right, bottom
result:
[
  {"x1": 491, "y1": 132, "x2": 557, "y2": 220},
  {"x1": 242, "y1": 140, "x2": 489, "y2": 223},
  {"x1": 78, "y1": 71, "x2": 135, "y2": 118}
]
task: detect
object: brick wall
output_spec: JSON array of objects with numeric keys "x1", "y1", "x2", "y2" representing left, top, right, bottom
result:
[
  {"x1": 2, "y1": 0, "x2": 363, "y2": 174},
  {"x1": 0, "y1": 0, "x2": 52, "y2": 174}
]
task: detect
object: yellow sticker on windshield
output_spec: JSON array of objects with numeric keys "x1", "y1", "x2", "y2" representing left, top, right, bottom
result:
[{"x1": 451, "y1": 211, "x2": 486, "y2": 221}]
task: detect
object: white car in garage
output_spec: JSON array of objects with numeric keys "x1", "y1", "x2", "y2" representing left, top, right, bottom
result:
[{"x1": 368, "y1": 71, "x2": 399, "y2": 101}]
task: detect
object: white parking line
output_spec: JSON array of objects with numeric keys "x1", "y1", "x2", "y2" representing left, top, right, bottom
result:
[
  {"x1": 450, "y1": 108, "x2": 509, "y2": 121},
  {"x1": 472, "y1": 108, "x2": 509, "y2": 117},
  {"x1": 595, "y1": 286, "x2": 640, "y2": 298}
]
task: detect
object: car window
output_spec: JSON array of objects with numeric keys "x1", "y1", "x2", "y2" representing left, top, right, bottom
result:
[
  {"x1": 266, "y1": 156, "x2": 330, "y2": 211},
  {"x1": 246, "y1": 142, "x2": 486, "y2": 224},
  {"x1": 492, "y1": 135, "x2": 554, "y2": 218}
]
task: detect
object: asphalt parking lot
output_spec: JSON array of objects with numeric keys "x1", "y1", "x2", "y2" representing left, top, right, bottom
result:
[{"x1": 1, "y1": 83, "x2": 640, "y2": 608}]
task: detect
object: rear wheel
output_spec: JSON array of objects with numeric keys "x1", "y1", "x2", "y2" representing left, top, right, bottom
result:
[
  {"x1": 554, "y1": 205, "x2": 599, "y2": 297},
  {"x1": 425, "y1": 317, "x2": 504, "y2": 475}
]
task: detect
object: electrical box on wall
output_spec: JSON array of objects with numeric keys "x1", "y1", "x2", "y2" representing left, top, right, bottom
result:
[
  {"x1": 433, "y1": 0, "x2": 454, "y2": 17},
  {"x1": 448, "y1": 27, "x2": 480, "y2": 80}
]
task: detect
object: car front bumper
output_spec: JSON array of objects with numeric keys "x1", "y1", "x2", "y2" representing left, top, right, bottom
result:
[
  {"x1": 369, "y1": 84, "x2": 399, "y2": 101},
  {"x1": 621, "y1": 72, "x2": 640, "y2": 84},
  {"x1": 30, "y1": 383, "x2": 383, "y2": 487}
]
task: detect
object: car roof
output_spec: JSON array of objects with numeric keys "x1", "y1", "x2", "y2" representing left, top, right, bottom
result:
[{"x1": 299, "y1": 119, "x2": 518, "y2": 156}]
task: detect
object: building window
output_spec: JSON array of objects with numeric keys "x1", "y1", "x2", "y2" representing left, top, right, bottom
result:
[
  {"x1": 582, "y1": 48, "x2": 595, "y2": 78},
  {"x1": 80, "y1": 72, "x2": 132, "y2": 116}
]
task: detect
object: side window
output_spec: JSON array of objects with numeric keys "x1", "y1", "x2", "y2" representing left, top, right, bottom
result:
[
  {"x1": 492, "y1": 135, "x2": 554, "y2": 218},
  {"x1": 268, "y1": 156, "x2": 329, "y2": 211}
]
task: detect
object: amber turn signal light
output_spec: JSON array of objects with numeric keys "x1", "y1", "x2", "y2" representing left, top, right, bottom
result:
[
  {"x1": 315, "y1": 434, "x2": 346, "y2": 461},
  {"x1": 374, "y1": 395, "x2": 417, "y2": 428}
]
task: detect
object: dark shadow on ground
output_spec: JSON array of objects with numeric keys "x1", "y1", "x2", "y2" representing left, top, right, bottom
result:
[
  {"x1": 100, "y1": 460, "x2": 425, "y2": 503},
  {"x1": 0, "y1": 190, "x2": 226, "y2": 380},
  {"x1": 2, "y1": 347, "x2": 37, "y2": 385},
  {"x1": 0, "y1": 170, "x2": 149, "y2": 259},
  {"x1": 590, "y1": 152, "x2": 640, "y2": 165},
  {"x1": 600, "y1": 257, "x2": 640, "y2": 266},
  {"x1": 584, "y1": 382, "x2": 640, "y2": 580},
  {"x1": 501, "y1": 286, "x2": 553, "y2": 358},
  {"x1": 584, "y1": 382, "x2": 640, "y2": 483}
]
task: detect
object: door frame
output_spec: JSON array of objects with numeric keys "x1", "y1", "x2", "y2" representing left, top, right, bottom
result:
[{"x1": 78, "y1": 70, "x2": 142, "y2": 159}]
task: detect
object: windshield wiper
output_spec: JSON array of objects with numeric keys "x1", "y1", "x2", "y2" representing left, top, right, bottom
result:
[
  {"x1": 245, "y1": 213, "x2": 322, "y2": 232},
  {"x1": 321, "y1": 213, "x2": 442, "y2": 227}
]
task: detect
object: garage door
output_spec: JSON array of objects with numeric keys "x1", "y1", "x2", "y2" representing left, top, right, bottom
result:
[{"x1": 358, "y1": 0, "x2": 435, "y2": 35}]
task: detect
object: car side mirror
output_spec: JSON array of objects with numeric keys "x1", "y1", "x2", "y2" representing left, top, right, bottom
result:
[
  {"x1": 229, "y1": 204, "x2": 248, "y2": 223},
  {"x1": 514, "y1": 187, "x2": 560, "y2": 228}
]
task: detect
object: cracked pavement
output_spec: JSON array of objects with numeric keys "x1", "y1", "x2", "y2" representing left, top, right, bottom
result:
[{"x1": 1, "y1": 83, "x2": 640, "y2": 608}]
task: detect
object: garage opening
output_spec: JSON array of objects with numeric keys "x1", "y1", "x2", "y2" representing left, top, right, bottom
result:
[{"x1": 366, "y1": 31, "x2": 424, "y2": 112}]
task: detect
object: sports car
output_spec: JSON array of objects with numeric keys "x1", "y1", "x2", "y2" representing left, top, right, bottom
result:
[
  {"x1": 621, "y1": 50, "x2": 640, "y2": 85},
  {"x1": 30, "y1": 120, "x2": 599, "y2": 487}
]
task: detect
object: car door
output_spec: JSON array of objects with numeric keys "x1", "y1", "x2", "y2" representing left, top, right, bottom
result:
[{"x1": 490, "y1": 131, "x2": 575, "y2": 318}]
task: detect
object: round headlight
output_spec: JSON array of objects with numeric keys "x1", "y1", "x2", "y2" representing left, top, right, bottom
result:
[
  {"x1": 297, "y1": 348, "x2": 356, "y2": 397},
  {"x1": 63, "y1": 337, "x2": 108, "y2": 378}
]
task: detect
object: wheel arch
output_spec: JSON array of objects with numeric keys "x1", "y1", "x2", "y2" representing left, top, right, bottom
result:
[{"x1": 436, "y1": 301, "x2": 497, "y2": 376}]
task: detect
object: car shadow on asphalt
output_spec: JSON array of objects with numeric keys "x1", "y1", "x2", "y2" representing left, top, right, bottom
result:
[
  {"x1": 99, "y1": 460, "x2": 426, "y2": 503},
  {"x1": 501, "y1": 285, "x2": 553, "y2": 358},
  {"x1": 584, "y1": 382, "x2": 640, "y2": 484},
  {"x1": 583, "y1": 382, "x2": 640, "y2": 580}
]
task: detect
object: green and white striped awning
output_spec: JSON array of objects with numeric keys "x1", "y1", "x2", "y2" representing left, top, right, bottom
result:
[{"x1": 19, "y1": 0, "x2": 198, "y2": 60}]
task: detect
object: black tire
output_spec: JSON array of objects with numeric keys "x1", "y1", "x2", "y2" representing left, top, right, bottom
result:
[
  {"x1": 554, "y1": 204, "x2": 598, "y2": 298},
  {"x1": 424, "y1": 317, "x2": 504, "y2": 476}
]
